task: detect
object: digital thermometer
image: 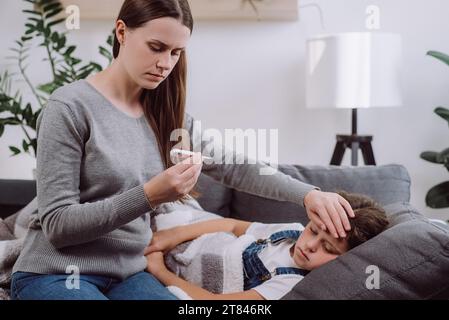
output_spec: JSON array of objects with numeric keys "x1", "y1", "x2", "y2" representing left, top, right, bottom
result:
[{"x1": 170, "y1": 148, "x2": 213, "y2": 162}]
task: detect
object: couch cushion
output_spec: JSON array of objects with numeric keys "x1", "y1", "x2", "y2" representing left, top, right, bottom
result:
[
  {"x1": 195, "y1": 173, "x2": 233, "y2": 217},
  {"x1": 282, "y1": 202, "x2": 449, "y2": 299},
  {"x1": 230, "y1": 164, "x2": 411, "y2": 224}
]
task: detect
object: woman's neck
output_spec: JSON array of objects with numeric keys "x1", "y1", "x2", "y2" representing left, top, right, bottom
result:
[{"x1": 97, "y1": 60, "x2": 143, "y2": 107}]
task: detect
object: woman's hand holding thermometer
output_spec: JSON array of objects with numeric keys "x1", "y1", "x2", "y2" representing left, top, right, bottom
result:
[{"x1": 144, "y1": 151, "x2": 203, "y2": 207}]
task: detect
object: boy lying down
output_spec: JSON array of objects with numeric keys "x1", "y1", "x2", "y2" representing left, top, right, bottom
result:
[{"x1": 145, "y1": 191, "x2": 389, "y2": 300}]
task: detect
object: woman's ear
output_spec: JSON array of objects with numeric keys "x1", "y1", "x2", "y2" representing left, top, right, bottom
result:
[{"x1": 115, "y1": 19, "x2": 127, "y2": 45}]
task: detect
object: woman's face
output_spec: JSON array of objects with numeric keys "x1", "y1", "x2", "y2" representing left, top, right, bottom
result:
[{"x1": 116, "y1": 17, "x2": 191, "y2": 89}]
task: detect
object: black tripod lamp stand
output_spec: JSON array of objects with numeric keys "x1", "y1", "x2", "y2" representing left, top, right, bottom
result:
[{"x1": 330, "y1": 108, "x2": 375, "y2": 166}]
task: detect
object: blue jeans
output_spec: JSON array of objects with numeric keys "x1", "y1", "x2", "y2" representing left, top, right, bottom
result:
[{"x1": 10, "y1": 271, "x2": 177, "y2": 300}]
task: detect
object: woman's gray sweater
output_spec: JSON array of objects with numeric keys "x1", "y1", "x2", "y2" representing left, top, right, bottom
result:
[{"x1": 12, "y1": 79, "x2": 316, "y2": 280}]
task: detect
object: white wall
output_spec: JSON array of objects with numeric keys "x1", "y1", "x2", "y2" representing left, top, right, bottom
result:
[{"x1": 1, "y1": 0, "x2": 449, "y2": 221}]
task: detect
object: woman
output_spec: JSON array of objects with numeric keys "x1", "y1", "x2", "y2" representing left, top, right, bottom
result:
[{"x1": 11, "y1": 0, "x2": 354, "y2": 300}]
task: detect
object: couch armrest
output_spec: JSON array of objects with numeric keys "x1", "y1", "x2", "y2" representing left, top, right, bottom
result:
[{"x1": 0, "y1": 179, "x2": 36, "y2": 219}]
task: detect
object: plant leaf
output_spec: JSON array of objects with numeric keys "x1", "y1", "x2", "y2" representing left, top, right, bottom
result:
[
  {"x1": 36, "y1": 20, "x2": 44, "y2": 31},
  {"x1": 99, "y1": 46, "x2": 112, "y2": 62},
  {"x1": 21, "y1": 36, "x2": 33, "y2": 42},
  {"x1": 420, "y1": 151, "x2": 441, "y2": 163},
  {"x1": 89, "y1": 62, "x2": 102, "y2": 71},
  {"x1": 1, "y1": 118, "x2": 21, "y2": 126},
  {"x1": 29, "y1": 138, "x2": 37, "y2": 156},
  {"x1": 437, "y1": 148, "x2": 449, "y2": 165},
  {"x1": 43, "y1": 2, "x2": 60, "y2": 13},
  {"x1": 57, "y1": 35, "x2": 67, "y2": 50},
  {"x1": 0, "y1": 94, "x2": 12, "y2": 103},
  {"x1": 24, "y1": 103, "x2": 33, "y2": 125},
  {"x1": 72, "y1": 58, "x2": 81, "y2": 65},
  {"x1": 435, "y1": 107, "x2": 449, "y2": 125},
  {"x1": 426, "y1": 181, "x2": 449, "y2": 208},
  {"x1": 22, "y1": 140, "x2": 29, "y2": 152},
  {"x1": 47, "y1": 18, "x2": 66, "y2": 28},
  {"x1": 27, "y1": 17, "x2": 41, "y2": 23},
  {"x1": 427, "y1": 51, "x2": 449, "y2": 67},
  {"x1": 107, "y1": 34, "x2": 114, "y2": 46},
  {"x1": 51, "y1": 31, "x2": 59, "y2": 43},
  {"x1": 22, "y1": 10, "x2": 42, "y2": 16},
  {"x1": 64, "y1": 45, "x2": 76, "y2": 57},
  {"x1": 45, "y1": 7, "x2": 63, "y2": 19},
  {"x1": 37, "y1": 82, "x2": 58, "y2": 95},
  {"x1": 30, "y1": 109, "x2": 42, "y2": 130},
  {"x1": 9, "y1": 146, "x2": 21, "y2": 156}
]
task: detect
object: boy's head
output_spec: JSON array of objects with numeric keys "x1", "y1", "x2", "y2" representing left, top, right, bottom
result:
[{"x1": 292, "y1": 191, "x2": 389, "y2": 270}]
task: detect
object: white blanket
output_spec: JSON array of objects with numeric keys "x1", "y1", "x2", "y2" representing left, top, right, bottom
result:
[{"x1": 153, "y1": 209, "x2": 255, "y2": 295}]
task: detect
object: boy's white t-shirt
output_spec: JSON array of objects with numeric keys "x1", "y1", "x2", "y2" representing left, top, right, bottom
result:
[{"x1": 244, "y1": 222, "x2": 307, "y2": 300}]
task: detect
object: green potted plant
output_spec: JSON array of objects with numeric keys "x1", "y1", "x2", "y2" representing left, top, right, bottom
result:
[
  {"x1": 0, "y1": 0, "x2": 113, "y2": 159},
  {"x1": 420, "y1": 50, "x2": 449, "y2": 209}
]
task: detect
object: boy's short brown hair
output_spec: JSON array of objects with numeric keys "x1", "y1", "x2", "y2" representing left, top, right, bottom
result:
[{"x1": 337, "y1": 191, "x2": 389, "y2": 249}]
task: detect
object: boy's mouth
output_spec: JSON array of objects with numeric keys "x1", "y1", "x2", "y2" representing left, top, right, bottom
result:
[{"x1": 297, "y1": 247, "x2": 309, "y2": 261}]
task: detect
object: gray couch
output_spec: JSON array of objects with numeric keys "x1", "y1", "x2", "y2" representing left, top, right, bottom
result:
[
  {"x1": 1, "y1": 164, "x2": 448, "y2": 299},
  {"x1": 195, "y1": 164, "x2": 449, "y2": 299}
]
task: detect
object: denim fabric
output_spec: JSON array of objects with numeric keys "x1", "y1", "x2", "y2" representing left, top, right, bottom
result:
[
  {"x1": 10, "y1": 271, "x2": 177, "y2": 300},
  {"x1": 243, "y1": 229, "x2": 309, "y2": 291}
]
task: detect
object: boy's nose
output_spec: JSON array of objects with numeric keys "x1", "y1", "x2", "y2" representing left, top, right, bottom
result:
[{"x1": 306, "y1": 240, "x2": 318, "y2": 252}]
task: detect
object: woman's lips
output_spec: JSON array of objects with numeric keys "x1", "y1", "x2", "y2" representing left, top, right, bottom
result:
[{"x1": 146, "y1": 73, "x2": 164, "y2": 79}]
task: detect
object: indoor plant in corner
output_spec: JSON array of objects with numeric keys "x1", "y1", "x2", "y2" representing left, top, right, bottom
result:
[
  {"x1": 420, "y1": 50, "x2": 449, "y2": 213},
  {"x1": 0, "y1": 0, "x2": 112, "y2": 166}
]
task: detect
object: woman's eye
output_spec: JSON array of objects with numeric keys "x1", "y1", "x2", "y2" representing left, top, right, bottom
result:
[
  {"x1": 150, "y1": 46, "x2": 162, "y2": 52},
  {"x1": 311, "y1": 228, "x2": 318, "y2": 235},
  {"x1": 172, "y1": 51, "x2": 181, "y2": 56}
]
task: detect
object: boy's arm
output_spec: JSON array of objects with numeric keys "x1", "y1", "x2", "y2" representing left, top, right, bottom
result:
[
  {"x1": 173, "y1": 218, "x2": 251, "y2": 243},
  {"x1": 146, "y1": 218, "x2": 252, "y2": 254},
  {"x1": 147, "y1": 252, "x2": 264, "y2": 300}
]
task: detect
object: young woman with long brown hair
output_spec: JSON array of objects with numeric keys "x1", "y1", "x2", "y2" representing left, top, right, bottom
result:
[{"x1": 11, "y1": 0, "x2": 354, "y2": 300}]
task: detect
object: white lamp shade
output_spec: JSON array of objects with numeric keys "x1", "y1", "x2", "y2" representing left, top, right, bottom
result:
[{"x1": 306, "y1": 32, "x2": 403, "y2": 109}]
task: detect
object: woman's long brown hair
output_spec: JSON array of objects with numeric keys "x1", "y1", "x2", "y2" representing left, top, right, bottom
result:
[{"x1": 113, "y1": 0, "x2": 199, "y2": 199}]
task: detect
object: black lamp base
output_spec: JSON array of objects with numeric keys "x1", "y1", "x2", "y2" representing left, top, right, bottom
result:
[{"x1": 330, "y1": 134, "x2": 376, "y2": 166}]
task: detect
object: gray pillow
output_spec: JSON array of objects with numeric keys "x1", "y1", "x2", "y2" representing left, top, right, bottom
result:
[
  {"x1": 196, "y1": 173, "x2": 233, "y2": 217},
  {"x1": 230, "y1": 164, "x2": 411, "y2": 225},
  {"x1": 282, "y1": 202, "x2": 449, "y2": 300}
]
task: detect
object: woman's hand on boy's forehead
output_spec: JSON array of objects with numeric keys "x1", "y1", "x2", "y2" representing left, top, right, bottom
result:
[{"x1": 304, "y1": 190, "x2": 355, "y2": 239}]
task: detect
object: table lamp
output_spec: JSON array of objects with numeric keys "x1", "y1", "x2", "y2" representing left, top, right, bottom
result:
[{"x1": 306, "y1": 32, "x2": 402, "y2": 166}]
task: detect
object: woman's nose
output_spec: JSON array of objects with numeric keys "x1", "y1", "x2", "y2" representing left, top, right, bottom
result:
[{"x1": 157, "y1": 53, "x2": 171, "y2": 71}]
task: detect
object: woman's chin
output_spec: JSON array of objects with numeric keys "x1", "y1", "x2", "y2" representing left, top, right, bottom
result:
[
  {"x1": 143, "y1": 82, "x2": 160, "y2": 90},
  {"x1": 138, "y1": 78, "x2": 161, "y2": 90}
]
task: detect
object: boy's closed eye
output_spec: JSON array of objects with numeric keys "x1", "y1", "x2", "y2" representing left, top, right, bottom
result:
[
  {"x1": 324, "y1": 242, "x2": 339, "y2": 255},
  {"x1": 310, "y1": 223, "x2": 344, "y2": 255}
]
